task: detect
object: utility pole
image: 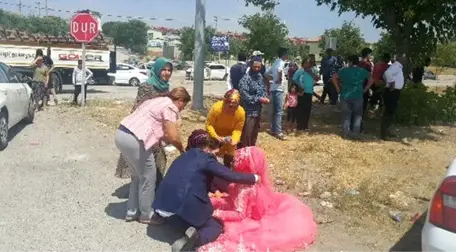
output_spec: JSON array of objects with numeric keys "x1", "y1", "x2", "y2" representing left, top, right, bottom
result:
[
  {"x1": 35, "y1": 1, "x2": 41, "y2": 16},
  {"x1": 18, "y1": 0, "x2": 22, "y2": 14},
  {"x1": 45, "y1": 0, "x2": 48, "y2": 16},
  {"x1": 192, "y1": 0, "x2": 206, "y2": 110},
  {"x1": 214, "y1": 16, "x2": 218, "y2": 31}
]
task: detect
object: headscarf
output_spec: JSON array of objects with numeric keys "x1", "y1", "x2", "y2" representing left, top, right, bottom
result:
[
  {"x1": 233, "y1": 147, "x2": 276, "y2": 220},
  {"x1": 224, "y1": 89, "x2": 241, "y2": 104},
  {"x1": 249, "y1": 56, "x2": 263, "y2": 80},
  {"x1": 186, "y1": 129, "x2": 210, "y2": 151},
  {"x1": 147, "y1": 57, "x2": 172, "y2": 92}
]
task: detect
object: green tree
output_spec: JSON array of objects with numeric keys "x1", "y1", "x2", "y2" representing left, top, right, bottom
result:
[
  {"x1": 372, "y1": 32, "x2": 396, "y2": 61},
  {"x1": 0, "y1": 9, "x2": 68, "y2": 35},
  {"x1": 434, "y1": 41, "x2": 456, "y2": 72},
  {"x1": 318, "y1": 21, "x2": 366, "y2": 60},
  {"x1": 228, "y1": 38, "x2": 248, "y2": 58},
  {"x1": 312, "y1": 0, "x2": 456, "y2": 73},
  {"x1": 178, "y1": 26, "x2": 216, "y2": 61},
  {"x1": 102, "y1": 20, "x2": 148, "y2": 54},
  {"x1": 239, "y1": 12, "x2": 288, "y2": 61}
]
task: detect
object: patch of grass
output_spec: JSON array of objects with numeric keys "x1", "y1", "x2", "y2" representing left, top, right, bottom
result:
[{"x1": 65, "y1": 96, "x2": 455, "y2": 237}]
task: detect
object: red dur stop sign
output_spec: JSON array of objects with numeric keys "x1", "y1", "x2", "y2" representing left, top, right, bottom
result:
[{"x1": 70, "y1": 13, "x2": 99, "y2": 43}]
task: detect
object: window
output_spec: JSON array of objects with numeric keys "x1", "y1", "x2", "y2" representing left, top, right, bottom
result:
[
  {"x1": 0, "y1": 63, "x2": 19, "y2": 83},
  {"x1": 117, "y1": 64, "x2": 133, "y2": 71},
  {"x1": 209, "y1": 65, "x2": 225, "y2": 70},
  {"x1": 0, "y1": 68, "x2": 9, "y2": 83}
]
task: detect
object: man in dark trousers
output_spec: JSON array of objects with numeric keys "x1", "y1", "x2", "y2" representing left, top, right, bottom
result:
[
  {"x1": 320, "y1": 48, "x2": 339, "y2": 105},
  {"x1": 226, "y1": 52, "x2": 248, "y2": 91},
  {"x1": 412, "y1": 57, "x2": 431, "y2": 85},
  {"x1": 152, "y1": 134, "x2": 259, "y2": 252},
  {"x1": 381, "y1": 54, "x2": 405, "y2": 140}
]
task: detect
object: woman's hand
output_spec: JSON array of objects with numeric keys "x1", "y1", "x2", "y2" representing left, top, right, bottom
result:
[{"x1": 259, "y1": 97, "x2": 270, "y2": 104}]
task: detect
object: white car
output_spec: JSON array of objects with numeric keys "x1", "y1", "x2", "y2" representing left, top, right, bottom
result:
[
  {"x1": 108, "y1": 63, "x2": 149, "y2": 86},
  {"x1": 186, "y1": 63, "x2": 228, "y2": 81},
  {"x1": 421, "y1": 158, "x2": 456, "y2": 251},
  {"x1": 0, "y1": 62, "x2": 35, "y2": 150}
]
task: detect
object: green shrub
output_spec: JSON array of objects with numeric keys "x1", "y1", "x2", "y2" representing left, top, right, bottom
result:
[{"x1": 395, "y1": 82, "x2": 456, "y2": 125}]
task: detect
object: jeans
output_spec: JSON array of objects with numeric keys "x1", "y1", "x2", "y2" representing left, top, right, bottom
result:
[
  {"x1": 270, "y1": 90, "x2": 284, "y2": 134},
  {"x1": 341, "y1": 98, "x2": 363, "y2": 137}
]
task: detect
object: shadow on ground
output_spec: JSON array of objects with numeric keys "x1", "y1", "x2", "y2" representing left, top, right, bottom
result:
[
  {"x1": 105, "y1": 201, "x2": 127, "y2": 220},
  {"x1": 389, "y1": 211, "x2": 425, "y2": 251},
  {"x1": 8, "y1": 121, "x2": 30, "y2": 143}
]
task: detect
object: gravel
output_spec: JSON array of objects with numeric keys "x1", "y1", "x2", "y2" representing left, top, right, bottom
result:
[{"x1": 0, "y1": 109, "x2": 172, "y2": 251}]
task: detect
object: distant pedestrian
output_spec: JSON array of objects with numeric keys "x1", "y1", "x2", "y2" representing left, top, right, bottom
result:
[
  {"x1": 72, "y1": 60, "x2": 93, "y2": 105},
  {"x1": 320, "y1": 49, "x2": 339, "y2": 105},
  {"x1": 358, "y1": 47, "x2": 374, "y2": 131},
  {"x1": 284, "y1": 83, "x2": 298, "y2": 131},
  {"x1": 371, "y1": 53, "x2": 391, "y2": 108},
  {"x1": 381, "y1": 54, "x2": 405, "y2": 140},
  {"x1": 30, "y1": 53, "x2": 49, "y2": 111},
  {"x1": 226, "y1": 52, "x2": 248, "y2": 91},
  {"x1": 412, "y1": 57, "x2": 431, "y2": 85},
  {"x1": 294, "y1": 57, "x2": 316, "y2": 131},
  {"x1": 239, "y1": 56, "x2": 270, "y2": 147},
  {"x1": 267, "y1": 47, "x2": 288, "y2": 140},
  {"x1": 332, "y1": 55, "x2": 373, "y2": 139}
]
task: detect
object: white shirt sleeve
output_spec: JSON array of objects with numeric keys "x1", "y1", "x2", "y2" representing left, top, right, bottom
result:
[
  {"x1": 383, "y1": 64, "x2": 396, "y2": 84},
  {"x1": 72, "y1": 68, "x2": 77, "y2": 85}
]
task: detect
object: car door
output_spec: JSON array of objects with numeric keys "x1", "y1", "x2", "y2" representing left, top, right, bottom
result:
[
  {"x1": 0, "y1": 67, "x2": 22, "y2": 128},
  {"x1": 209, "y1": 65, "x2": 225, "y2": 79},
  {"x1": 0, "y1": 63, "x2": 29, "y2": 119},
  {"x1": 115, "y1": 64, "x2": 131, "y2": 84}
]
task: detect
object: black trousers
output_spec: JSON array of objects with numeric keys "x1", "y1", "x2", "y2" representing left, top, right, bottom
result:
[
  {"x1": 297, "y1": 94, "x2": 312, "y2": 130},
  {"x1": 240, "y1": 116, "x2": 261, "y2": 147},
  {"x1": 381, "y1": 89, "x2": 401, "y2": 137},
  {"x1": 320, "y1": 80, "x2": 338, "y2": 105},
  {"x1": 369, "y1": 85, "x2": 383, "y2": 107},
  {"x1": 167, "y1": 215, "x2": 223, "y2": 247},
  {"x1": 73, "y1": 85, "x2": 88, "y2": 103}
]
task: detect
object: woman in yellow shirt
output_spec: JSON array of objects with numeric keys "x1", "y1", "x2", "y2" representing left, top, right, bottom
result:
[{"x1": 206, "y1": 89, "x2": 246, "y2": 167}]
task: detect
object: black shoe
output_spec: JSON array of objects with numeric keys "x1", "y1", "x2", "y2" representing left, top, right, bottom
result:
[{"x1": 171, "y1": 227, "x2": 199, "y2": 252}]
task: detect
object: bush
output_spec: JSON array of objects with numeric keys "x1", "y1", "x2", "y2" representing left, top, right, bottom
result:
[{"x1": 395, "y1": 82, "x2": 456, "y2": 125}]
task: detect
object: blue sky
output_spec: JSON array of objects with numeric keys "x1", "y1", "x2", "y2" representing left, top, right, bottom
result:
[{"x1": 3, "y1": 0, "x2": 381, "y2": 42}]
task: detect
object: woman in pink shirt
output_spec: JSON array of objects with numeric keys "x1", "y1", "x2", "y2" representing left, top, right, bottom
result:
[{"x1": 115, "y1": 87, "x2": 191, "y2": 224}]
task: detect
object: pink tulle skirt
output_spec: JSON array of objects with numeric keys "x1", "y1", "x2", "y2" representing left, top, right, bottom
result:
[{"x1": 199, "y1": 193, "x2": 317, "y2": 252}]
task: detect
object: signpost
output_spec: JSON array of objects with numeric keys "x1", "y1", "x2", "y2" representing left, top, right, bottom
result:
[
  {"x1": 210, "y1": 36, "x2": 230, "y2": 53},
  {"x1": 70, "y1": 12, "x2": 99, "y2": 106}
]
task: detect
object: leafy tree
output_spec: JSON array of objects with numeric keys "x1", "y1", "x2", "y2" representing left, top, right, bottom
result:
[
  {"x1": 318, "y1": 21, "x2": 367, "y2": 60},
  {"x1": 238, "y1": 12, "x2": 288, "y2": 61},
  {"x1": 228, "y1": 38, "x2": 248, "y2": 58},
  {"x1": 372, "y1": 32, "x2": 396, "y2": 62},
  {"x1": 0, "y1": 9, "x2": 68, "y2": 35},
  {"x1": 434, "y1": 41, "x2": 456, "y2": 72},
  {"x1": 102, "y1": 20, "x2": 148, "y2": 54},
  {"x1": 311, "y1": 0, "x2": 456, "y2": 73},
  {"x1": 178, "y1": 26, "x2": 216, "y2": 61}
]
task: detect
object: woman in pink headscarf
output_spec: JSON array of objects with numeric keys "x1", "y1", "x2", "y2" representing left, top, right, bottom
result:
[{"x1": 199, "y1": 146, "x2": 317, "y2": 252}]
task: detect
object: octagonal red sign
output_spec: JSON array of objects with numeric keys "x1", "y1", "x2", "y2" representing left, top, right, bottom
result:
[{"x1": 70, "y1": 13, "x2": 99, "y2": 43}]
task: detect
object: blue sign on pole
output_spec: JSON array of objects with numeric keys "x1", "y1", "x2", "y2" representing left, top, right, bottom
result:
[{"x1": 211, "y1": 36, "x2": 229, "y2": 52}]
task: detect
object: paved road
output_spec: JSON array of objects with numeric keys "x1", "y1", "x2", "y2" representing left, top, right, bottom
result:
[{"x1": 0, "y1": 109, "x2": 175, "y2": 251}]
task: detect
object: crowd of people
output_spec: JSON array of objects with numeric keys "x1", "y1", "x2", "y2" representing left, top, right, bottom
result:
[{"x1": 114, "y1": 57, "x2": 317, "y2": 251}]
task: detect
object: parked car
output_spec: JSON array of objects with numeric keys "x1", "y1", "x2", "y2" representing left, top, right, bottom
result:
[
  {"x1": 186, "y1": 63, "x2": 228, "y2": 81},
  {"x1": 423, "y1": 70, "x2": 437, "y2": 80},
  {"x1": 108, "y1": 63, "x2": 149, "y2": 86},
  {"x1": 0, "y1": 62, "x2": 35, "y2": 150},
  {"x1": 421, "y1": 158, "x2": 456, "y2": 251}
]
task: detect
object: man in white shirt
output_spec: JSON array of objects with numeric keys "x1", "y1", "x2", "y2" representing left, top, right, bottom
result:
[
  {"x1": 268, "y1": 47, "x2": 288, "y2": 140},
  {"x1": 381, "y1": 54, "x2": 405, "y2": 140},
  {"x1": 72, "y1": 60, "x2": 93, "y2": 105}
]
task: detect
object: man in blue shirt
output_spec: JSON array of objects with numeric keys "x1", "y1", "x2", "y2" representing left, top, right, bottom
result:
[{"x1": 319, "y1": 49, "x2": 339, "y2": 105}]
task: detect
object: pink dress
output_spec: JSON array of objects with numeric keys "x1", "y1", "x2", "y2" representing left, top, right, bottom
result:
[{"x1": 199, "y1": 147, "x2": 317, "y2": 252}]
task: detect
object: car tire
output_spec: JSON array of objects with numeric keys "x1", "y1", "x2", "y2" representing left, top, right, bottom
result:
[
  {"x1": 0, "y1": 110, "x2": 8, "y2": 151},
  {"x1": 129, "y1": 78, "x2": 140, "y2": 86},
  {"x1": 24, "y1": 96, "x2": 35, "y2": 124}
]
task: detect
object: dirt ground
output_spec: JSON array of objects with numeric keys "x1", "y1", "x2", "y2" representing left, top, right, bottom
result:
[{"x1": 56, "y1": 91, "x2": 455, "y2": 251}]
